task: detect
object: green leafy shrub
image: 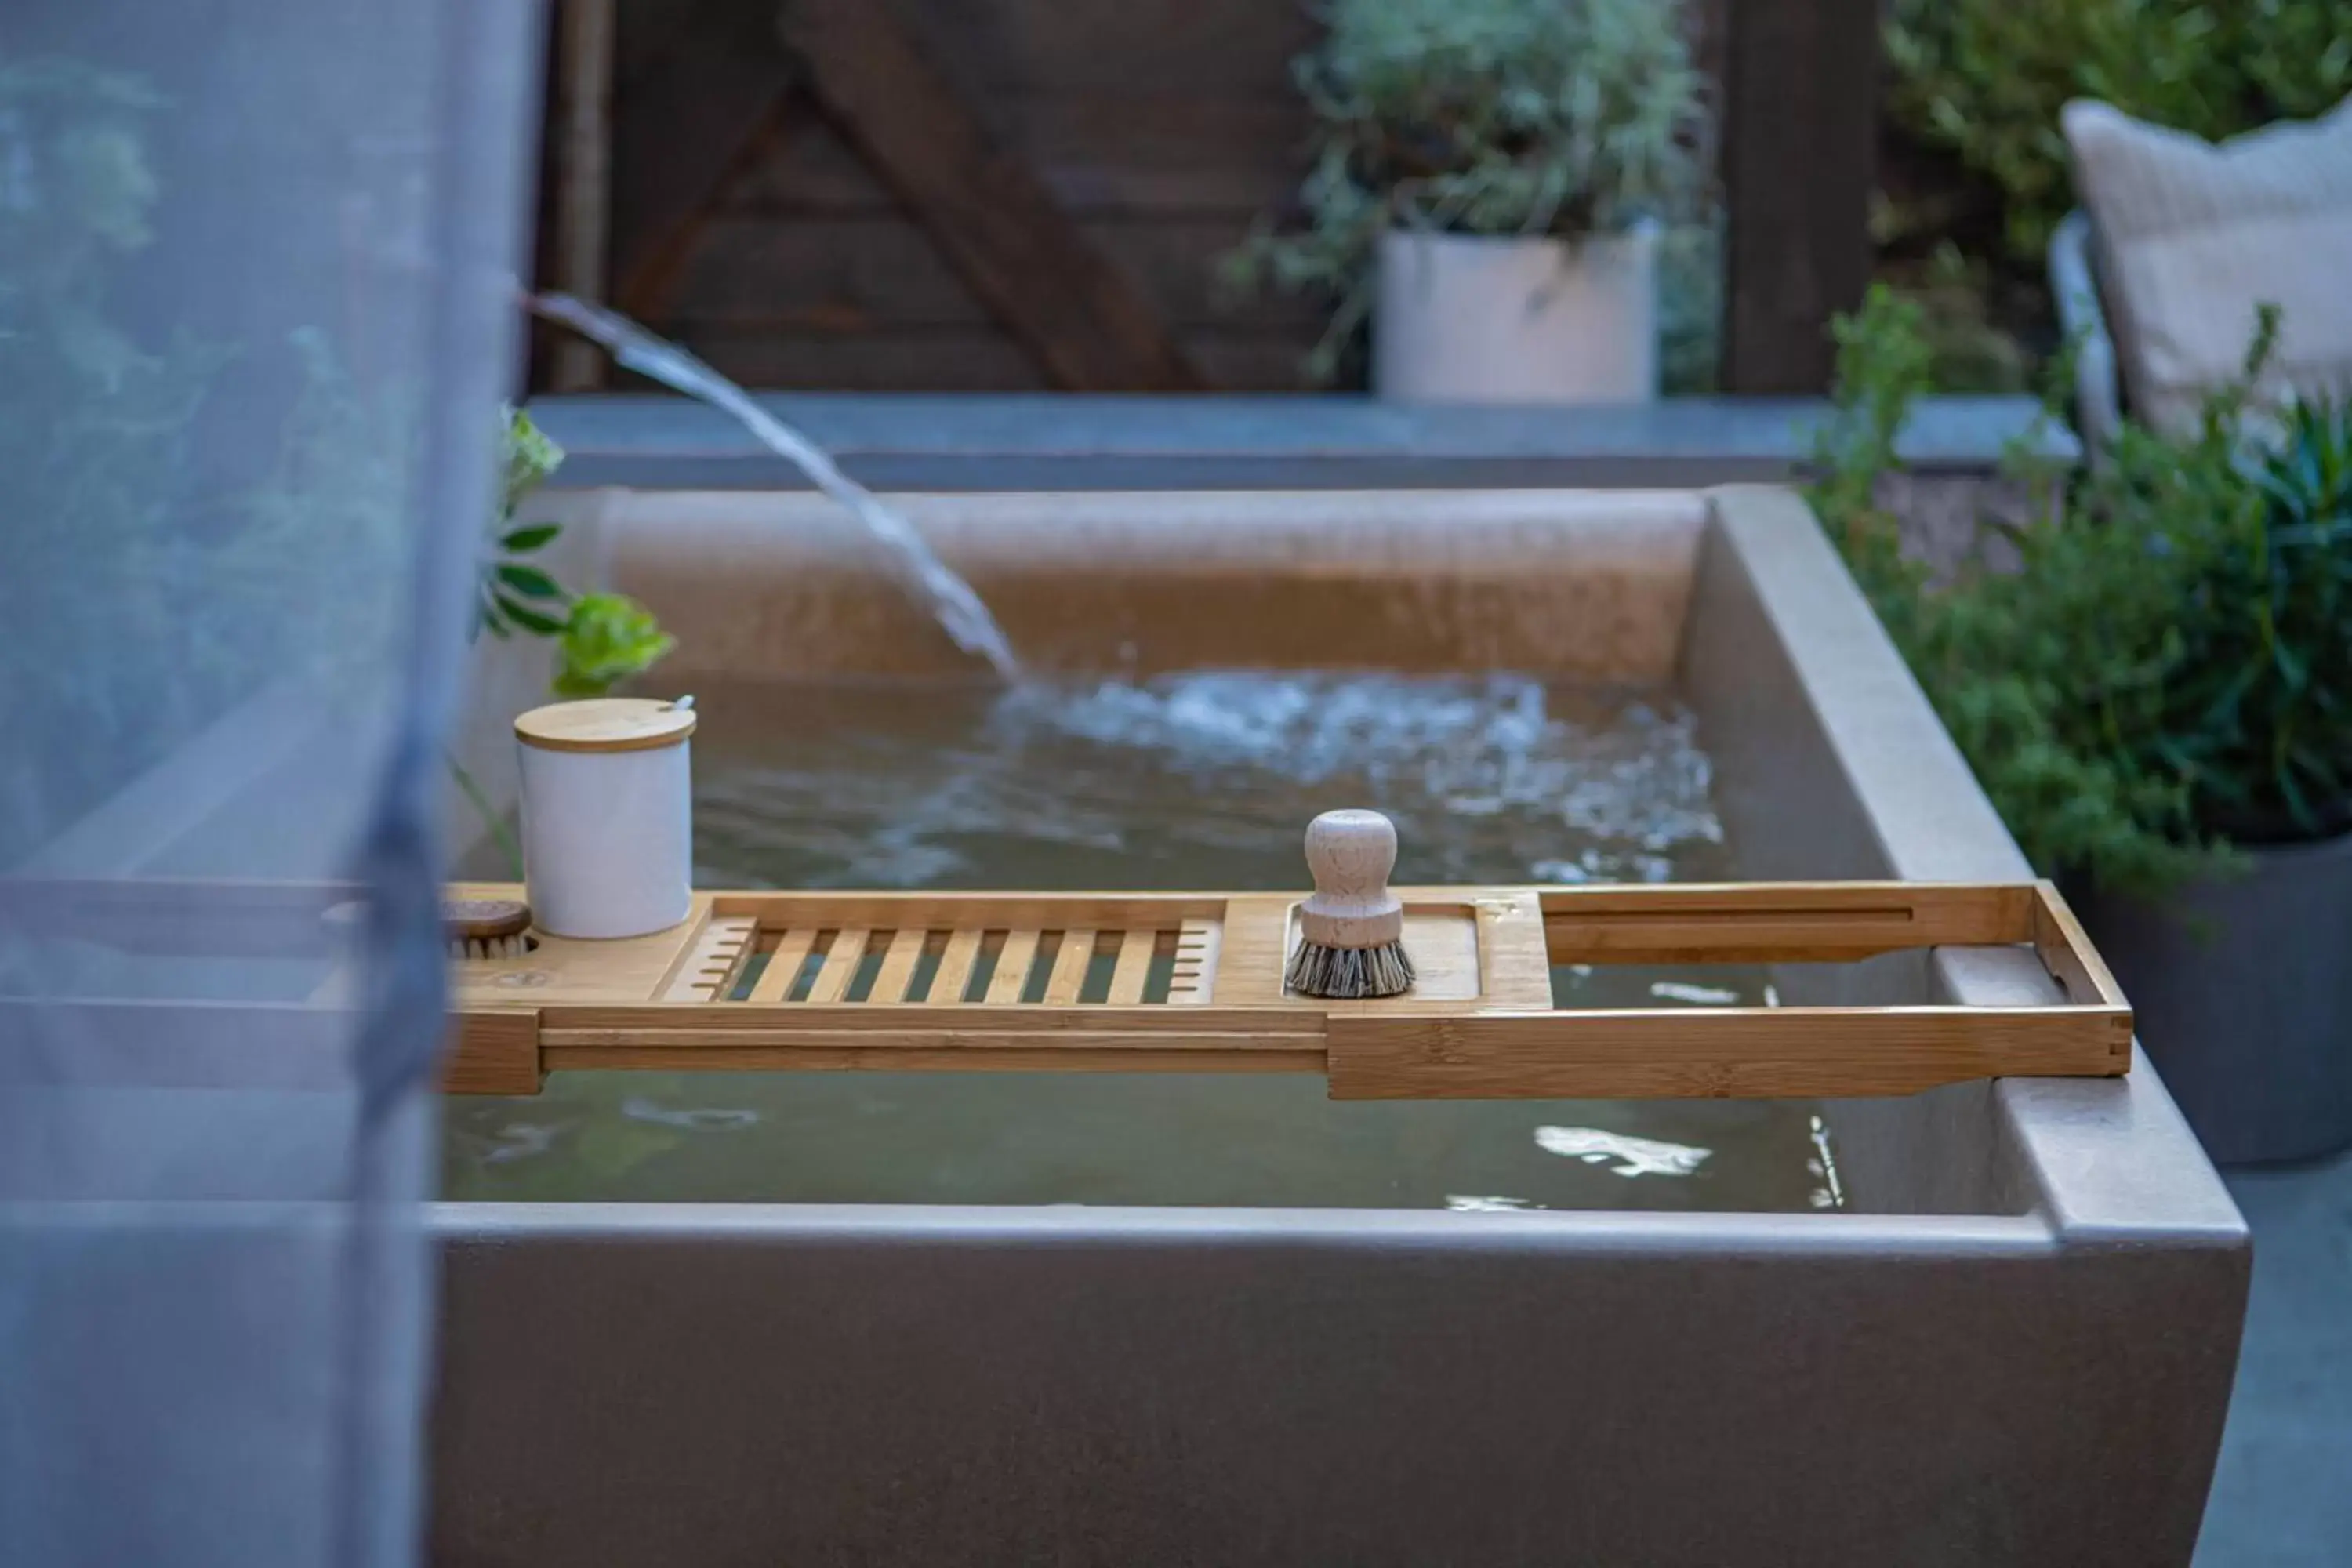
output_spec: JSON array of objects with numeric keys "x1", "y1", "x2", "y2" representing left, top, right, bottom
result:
[
  {"x1": 1814, "y1": 289, "x2": 2352, "y2": 898},
  {"x1": 1886, "y1": 0, "x2": 2352, "y2": 265},
  {"x1": 1221, "y1": 0, "x2": 1714, "y2": 384},
  {"x1": 1867, "y1": 241, "x2": 2034, "y2": 394}
]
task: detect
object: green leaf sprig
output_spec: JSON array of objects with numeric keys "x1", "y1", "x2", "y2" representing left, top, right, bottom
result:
[{"x1": 478, "y1": 406, "x2": 673, "y2": 699}]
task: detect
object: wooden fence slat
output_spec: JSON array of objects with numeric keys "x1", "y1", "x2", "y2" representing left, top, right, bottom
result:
[
  {"x1": 608, "y1": 0, "x2": 797, "y2": 317},
  {"x1": 550, "y1": 0, "x2": 619, "y2": 390},
  {"x1": 781, "y1": 0, "x2": 1208, "y2": 391},
  {"x1": 1720, "y1": 0, "x2": 1879, "y2": 392}
]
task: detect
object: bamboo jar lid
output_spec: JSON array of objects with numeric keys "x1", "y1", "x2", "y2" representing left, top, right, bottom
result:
[{"x1": 514, "y1": 697, "x2": 697, "y2": 754}]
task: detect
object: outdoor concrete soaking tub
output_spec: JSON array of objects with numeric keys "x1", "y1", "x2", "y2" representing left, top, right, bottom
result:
[{"x1": 432, "y1": 485, "x2": 2247, "y2": 1567}]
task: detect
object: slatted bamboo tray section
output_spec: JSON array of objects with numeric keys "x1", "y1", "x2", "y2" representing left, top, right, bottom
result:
[{"x1": 446, "y1": 880, "x2": 2132, "y2": 1100}]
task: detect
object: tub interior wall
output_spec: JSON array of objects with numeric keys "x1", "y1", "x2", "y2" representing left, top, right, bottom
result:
[
  {"x1": 580, "y1": 486, "x2": 1710, "y2": 681},
  {"x1": 1680, "y1": 490, "x2": 2038, "y2": 1216}
]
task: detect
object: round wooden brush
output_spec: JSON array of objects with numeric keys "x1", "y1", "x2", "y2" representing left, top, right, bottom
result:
[
  {"x1": 1285, "y1": 808, "x2": 1416, "y2": 999},
  {"x1": 445, "y1": 897, "x2": 532, "y2": 960},
  {"x1": 321, "y1": 898, "x2": 535, "y2": 962}
]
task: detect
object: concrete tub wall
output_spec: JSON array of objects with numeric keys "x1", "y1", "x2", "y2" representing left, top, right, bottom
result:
[
  {"x1": 434, "y1": 486, "x2": 2247, "y2": 1567},
  {"x1": 555, "y1": 485, "x2": 1714, "y2": 681}
]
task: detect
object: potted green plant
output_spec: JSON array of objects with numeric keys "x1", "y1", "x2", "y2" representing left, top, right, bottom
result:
[
  {"x1": 1223, "y1": 0, "x2": 1711, "y2": 402},
  {"x1": 1817, "y1": 289, "x2": 2352, "y2": 1162}
]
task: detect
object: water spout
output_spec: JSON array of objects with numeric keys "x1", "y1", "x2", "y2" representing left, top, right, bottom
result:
[{"x1": 528, "y1": 293, "x2": 1022, "y2": 680}]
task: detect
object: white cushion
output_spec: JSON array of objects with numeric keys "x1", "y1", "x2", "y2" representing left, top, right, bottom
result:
[{"x1": 2063, "y1": 96, "x2": 2352, "y2": 437}]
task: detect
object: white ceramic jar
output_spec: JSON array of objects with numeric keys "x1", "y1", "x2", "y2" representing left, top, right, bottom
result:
[{"x1": 514, "y1": 697, "x2": 696, "y2": 939}]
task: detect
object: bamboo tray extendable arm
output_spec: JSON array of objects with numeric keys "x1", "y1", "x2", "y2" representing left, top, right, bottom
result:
[{"x1": 445, "y1": 880, "x2": 2133, "y2": 1100}]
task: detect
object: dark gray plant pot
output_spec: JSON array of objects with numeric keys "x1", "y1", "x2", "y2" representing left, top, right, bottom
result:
[{"x1": 2074, "y1": 828, "x2": 2352, "y2": 1164}]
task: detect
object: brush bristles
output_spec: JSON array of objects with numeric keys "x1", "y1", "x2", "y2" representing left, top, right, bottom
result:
[
  {"x1": 449, "y1": 934, "x2": 532, "y2": 962},
  {"x1": 1285, "y1": 938, "x2": 1415, "y2": 1000}
]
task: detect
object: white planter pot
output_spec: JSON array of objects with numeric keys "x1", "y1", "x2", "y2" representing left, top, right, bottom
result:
[{"x1": 1373, "y1": 226, "x2": 1658, "y2": 405}]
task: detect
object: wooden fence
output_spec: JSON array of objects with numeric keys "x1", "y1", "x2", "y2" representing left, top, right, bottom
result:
[{"x1": 535, "y1": 0, "x2": 1875, "y2": 396}]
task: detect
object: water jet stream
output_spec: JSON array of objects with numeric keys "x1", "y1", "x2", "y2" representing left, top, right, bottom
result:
[{"x1": 531, "y1": 292, "x2": 1021, "y2": 680}]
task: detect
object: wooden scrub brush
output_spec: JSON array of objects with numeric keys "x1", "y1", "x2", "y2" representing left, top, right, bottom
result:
[
  {"x1": 1285, "y1": 808, "x2": 1416, "y2": 999},
  {"x1": 322, "y1": 897, "x2": 535, "y2": 961},
  {"x1": 445, "y1": 897, "x2": 532, "y2": 960}
]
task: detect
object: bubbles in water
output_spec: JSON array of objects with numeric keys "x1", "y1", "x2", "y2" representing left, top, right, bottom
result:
[
  {"x1": 1808, "y1": 1114, "x2": 1846, "y2": 1210},
  {"x1": 446, "y1": 671, "x2": 1842, "y2": 1213},
  {"x1": 694, "y1": 671, "x2": 1730, "y2": 891},
  {"x1": 622, "y1": 1098, "x2": 762, "y2": 1131},
  {"x1": 459, "y1": 1123, "x2": 564, "y2": 1167},
  {"x1": 1647, "y1": 980, "x2": 1744, "y2": 1005},
  {"x1": 1533, "y1": 1127, "x2": 1712, "y2": 1178}
]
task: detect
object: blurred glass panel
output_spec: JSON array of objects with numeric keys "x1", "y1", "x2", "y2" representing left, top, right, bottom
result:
[{"x1": 0, "y1": 3, "x2": 541, "y2": 1564}]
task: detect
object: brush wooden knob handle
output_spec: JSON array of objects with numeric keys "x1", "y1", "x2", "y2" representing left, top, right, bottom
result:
[{"x1": 1299, "y1": 808, "x2": 1403, "y2": 949}]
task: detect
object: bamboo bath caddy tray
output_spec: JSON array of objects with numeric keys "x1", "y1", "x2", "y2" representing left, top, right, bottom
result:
[{"x1": 447, "y1": 880, "x2": 2133, "y2": 1100}]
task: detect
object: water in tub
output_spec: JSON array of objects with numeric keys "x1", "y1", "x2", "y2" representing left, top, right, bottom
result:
[{"x1": 444, "y1": 672, "x2": 1845, "y2": 1211}]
